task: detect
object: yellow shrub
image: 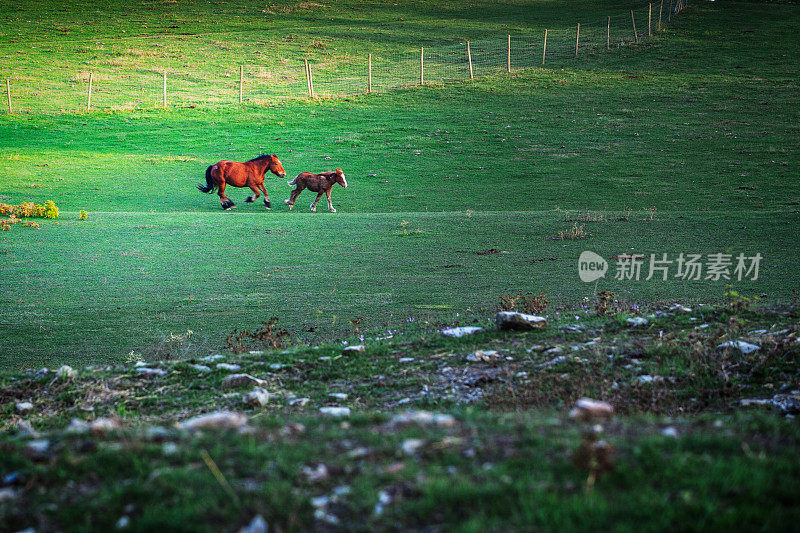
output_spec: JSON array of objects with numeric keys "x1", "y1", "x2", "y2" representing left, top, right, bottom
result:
[{"x1": 43, "y1": 200, "x2": 59, "y2": 219}]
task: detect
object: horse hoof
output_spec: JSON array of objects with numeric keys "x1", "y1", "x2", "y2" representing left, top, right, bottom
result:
[
  {"x1": 265, "y1": 200, "x2": 271, "y2": 209},
  {"x1": 330, "y1": 209, "x2": 337, "y2": 213},
  {"x1": 245, "y1": 196, "x2": 254, "y2": 203},
  {"x1": 284, "y1": 199, "x2": 290, "y2": 205}
]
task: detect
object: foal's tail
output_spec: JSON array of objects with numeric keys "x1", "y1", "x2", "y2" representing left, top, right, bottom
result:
[
  {"x1": 197, "y1": 165, "x2": 216, "y2": 193},
  {"x1": 287, "y1": 176, "x2": 297, "y2": 186}
]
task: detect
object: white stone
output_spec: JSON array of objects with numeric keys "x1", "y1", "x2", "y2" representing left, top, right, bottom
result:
[
  {"x1": 342, "y1": 345, "x2": 365, "y2": 354},
  {"x1": 441, "y1": 326, "x2": 483, "y2": 337},
  {"x1": 115, "y1": 516, "x2": 131, "y2": 529},
  {"x1": 398, "y1": 357, "x2": 415, "y2": 362},
  {"x1": 237, "y1": 515, "x2": 268, "y2": 533},
  {"x1": 15, "y1": 401, "x2": 34, "y2": 415},
  {"x1": 626, "y1": 317, "x2": 649, "y2": 327},
  {"x1": 221, "y1": 373, "x2": 265, "y2": 389},
  {"x1": 216, "y1": 363, "x2": 242, "y2": 372},
  {"x1": 464, "y1": 350, "x2": 499, "y2": 362},
  {"x1": 289, "y1": 397, "x2": 310, "y2": 407},
  {"x1": 319, "y1": 407, "x2": 350, "y2": 417},
  {"x1": 401, "y1": 438, "x2": 424, "y2": 455},
  {"x1": 496, "y1": 311, "x2": 548, "y2": 331},
  {"x1": 661, "y1": 426, "x2": 679, "y2": 438},
  {"x1": 329, "y1": 393, "x2": 348, "y2": 401},
  {"x1": 200, "y1": 354, "x2": 226, "y2": 362},
  {"x1": 717, "y1": 340, "x2": 760, "y2": 354},
  {"x1": 136, "y1": 367, "x2": 167, "y2": 376},
  {"x1": 56, "y1": 365, "x2": 76, "y2": 379},
  {"x1": 243, "y1": 388, "x2": 270, "y2": 407},
  {"x1": 568, "y1": 398, "x2": 613, "y2": 422},
  {"x1": 178, "y1": 411, "x2": 248, "y2": 430},
  {"x1": 189, "y1": 364, "x2": 212, "y2": 372},
  {"x1": 389, "y1": 410, "x2": 456, "y2": 427}
]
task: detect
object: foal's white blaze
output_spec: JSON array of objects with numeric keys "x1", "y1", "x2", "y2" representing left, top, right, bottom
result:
[{"x1": 341, "y1": 174, "x2": 348, "y2": 188}]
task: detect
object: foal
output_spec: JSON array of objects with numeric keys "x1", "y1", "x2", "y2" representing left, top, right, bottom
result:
[{"x1": 284, "y1": 168, "x2": 348, "y2": 212}]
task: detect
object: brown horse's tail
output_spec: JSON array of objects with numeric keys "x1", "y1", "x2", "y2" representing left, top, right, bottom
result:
[{"x1": 197, "y1": 165, "x2": 216, "y2": 193}]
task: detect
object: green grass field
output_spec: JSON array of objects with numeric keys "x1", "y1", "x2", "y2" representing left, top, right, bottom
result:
[{"x1": 1, "y1": 0, "x2": 798, "y2": 371}]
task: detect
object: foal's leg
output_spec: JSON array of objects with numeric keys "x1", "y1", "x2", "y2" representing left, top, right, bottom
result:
[
  {"x1": 258, "y1": 182, "x2": 271, "y2": 209},
  {"x1": 245, "y1": 184, "x2": 260, "y2": 203},
  {"x1": 325, "y1": 189, "x2": 336, "y2": 213},
  {"x1": 218, "y1": 181, "x2": 235, "y2": 210},
  {"x1": 284, "y1": 187, "x2": 302, "y2": 209},
  {"x1": 310, "y1": 192, "x2": 323, "y2": 212}
]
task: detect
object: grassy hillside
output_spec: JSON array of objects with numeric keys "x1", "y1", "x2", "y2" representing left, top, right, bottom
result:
[{"x1": 0, "y1": 0, "x2": 798, "y2": 370}]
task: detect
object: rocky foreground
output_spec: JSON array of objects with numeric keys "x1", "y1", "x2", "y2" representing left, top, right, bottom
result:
[{"x1": 2, "y1": 305, "x2": 799, "y2": 531}]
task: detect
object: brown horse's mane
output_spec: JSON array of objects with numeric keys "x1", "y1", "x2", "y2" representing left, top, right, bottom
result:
[{"x1": 247, "y1": 154, "x2": 273, "y2": 163}]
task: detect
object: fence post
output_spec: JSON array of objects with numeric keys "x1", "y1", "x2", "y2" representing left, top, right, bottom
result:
[
  {"x1": 239, "y1": 65, "x2": 243, "y2": 104},
  {"x1": 659, "y1": 0, "x2": 664, "y2": 30},
  {"x1": 607, "y1": 17, "x2": 611, "y2": 50},
  {"x1": 308, "y1": 62, "x2": 315, "y2": 98},
  {"x1": 648, "y1": 3, "x2": 652, "y2": 37},
  {"x1": 507, "y1": 35, "x2": 511, "y2": 72},
  {"x1": 631, "y1": 10, "x2": 639, "y2": 43},
  {"x1": 163, "y1": 71, "x2": 167, "y2": 108},
  {"x1": 368, "y1": 53, "x2": 372, "y2": 93},
  {"x1": 420, "y1": 47, "x2": 424, "y2": 85},
  {"x1": 87, "y1": 72, "x2": 93, "y2": 111},
  {"x1": 6, "y1": 79, "x2": 11, "y2": 114},
  {"x1": 467, "y1": 41, "x2": 474, "y2": 79},
  {"x1": 575, "y1": 23, "x2": 580, "y2": 58},
  {"x1": 542, "y1": 29, "x2": 548, "y2": 65},
  {"x1": 303, "y1": 59, "x2": 312, "y2": 98},
  {"x1": 668, "y1": 0, "x2": 673, "y2": 22}
]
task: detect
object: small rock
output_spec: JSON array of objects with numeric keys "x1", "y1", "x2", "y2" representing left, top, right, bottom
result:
[
  {"x1": 388, "y1": 410, "x2": 456, "y2": 428},
  {"x1": 626, "y1": 317, "x2": 649, "y2": 327},
  {"x1": 15, "y1": 419, "x2": 38, "y2": 438},
  {"x1": 636, "y1": 375, "x2": 664, "y2": 385},
  {"x1": 144, "y1": 426, "x2": 170, "y2": 442},
  {"x1": 238, "y1": 515, "x2": 268, "y2": 533},
  {"x1": 15, "y1": 401, "x2": 34, "y2": 415},
  {"x1": 319, "y1": 407, "x2": 350, "y2": 417},
  {"x1": 301, "y1": 463, "x2": 329, "y2": 482},
  {"x1": 671, "y1": 304, "x2": 692, "y2": 313},
  {"x1": 216, "y1": 363, "x2": 242, "y2": 372},
  {"x1": 289, "y1": 397, "x2": 310, "y2": 407},
  {"x1": 464, "y1": 350, "x2": 499, "y2": 362},
  {"x1": 26, "y1": 439, "x2": 50, "y2": 456},
  {"x1": 441, "y1": 326, "x2": 483, "y2": 337},
  {"x1": 0, "y1": 487, "x2": 17, "y2": 502},
  {"x1": 538, "y1": 355, "x2": 568, "y2": 368},
  {"x1": 90, "y1": 417, "x2": 121, "y2": 436},
  {"x1": 342, "y1": 345, "x2": 365, "y2": 354},
  {"x1": 116, "y1": 515, "x2": 131, "y2": 529},
  {"x1": 221, "y1": 373, "x2": 265, "y2": 389},
  {"x1": 398, "y1": 357, "x2": 415, "y2": 362},
  {"x1": 189, "y1": 364, "x2": 212, "y2": 373},
  {"x1": 200, "y1": 354, "x2": 226, "y2": 362},
  {"x1": 133, "y1": 361, "x2": 148, "y2": 368},
  {"x1": 544, "y1": 346, "x2": 563, "y2": 356},
  {"x1": 661, "y1": 426, "x2": 679, "y2": 438},
  {"x1": 401, "y1": 438, "x2": 424, "y2": 455},
  {"x1": 496, "y1": 311, "x2": 547, "y2": 331},
  {"x1": 568, "y1": 398, "x2": 613, "y2": 422},
  {"x1": 178, "y1": 411, "x2": 248, "y2": 430},
  {"x1": 329, "y1": 393, "x2": 348, "y2": 401},
  {"x1": 268, "y1": 363, "x2": 287, "y2": 370},
  {"x1": 65, "y1": 418, "x2": 91, "y2": 434},
  {"x1": 162, "y1": 442, "x2": 179, "y2": 456},
  {"x1": 136, "y1": 367, "x2": 167, "y2": 376},
  {"x1": 717, "y1": 340, "x2": 760, "y2": 354},
  {"x1": 56, "y1": 365, "x2": 76, "y2": 379},
  {"x1": 243, "y1": 388, "x2": 270, "y2": 407}
]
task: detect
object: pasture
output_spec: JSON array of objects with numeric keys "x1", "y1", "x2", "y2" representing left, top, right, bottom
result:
[
  {"x1": 1, "y1": 0, "x2": 800, "y2": 530},
  {"x1": 1, "y1": 0, "x2": 798, "y2": 370}
]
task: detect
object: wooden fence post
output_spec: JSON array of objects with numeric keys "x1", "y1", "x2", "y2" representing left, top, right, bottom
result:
[
  {"x1": 420, "y1": 47, "x2": 424, "y2": 85},
  {"x1": 163, "y1": 71, "x2": 167, "y2": 108},
  {"x1": 6, "y1": 79, "x2": 11, "y2": 114},
  {"x1": 239, "y1": 65, "x2": 243, "y2": 104},
  {"x1": 631, "y1": 10, "x2": 639, "y2": 43},
  {"x1": 467, "y1": 41, "x2": 474, "y2": 79},
  {"x1": 542, "y1": 29, "x2": 548, "y2": 65},
  {"x1": 575, "y1": 23, "x2": 580, "y2": 58},
  {"x1": 87, "y1": 72, "x2": 93, "y2": 111},
  {"x1": 304, "y1": 59, "x2": 311, "y2": 97},
  {"x1": 607, "y1": 17, "x2": 611, "y2": 50},
  {"x1": 668, "y1": 0, "x2": 673, "y2": 22},
  {"x1": 507, "y1": 35, "x2": 511, "y2": 72},
  {"x1": 659, "y1": 0, "x2": 664, "y2": 30},
  {"x1": 648, "y1": 3, "x2": 652, "y2": 37},
  {"x1": 308, "y1": 62, "x2": 314, "y2": 98},
  {"x1": 368, "y1": 53, "x2": 372, "y2": 93}
]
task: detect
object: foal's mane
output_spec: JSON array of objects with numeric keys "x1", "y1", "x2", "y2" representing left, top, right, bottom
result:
[{"x1": 247, "y1": 154, "x2": 273, "y2": 163}]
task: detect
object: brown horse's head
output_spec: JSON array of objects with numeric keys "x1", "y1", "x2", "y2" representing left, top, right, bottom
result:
[
  {"x1": 268, "y1": 154, "x2": 286, "y2": 178},
  {"x1": 335, "y1": 168, "x2": 348, "y2": 188}
]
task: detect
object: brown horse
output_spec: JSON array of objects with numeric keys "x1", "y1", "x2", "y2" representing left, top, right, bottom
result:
[
  {"x1": 197, "y1": 154, "x2": 286, "y2": 210},
  {"x1": 284, "y1": 168, "x2": 348, "y2": 212}
]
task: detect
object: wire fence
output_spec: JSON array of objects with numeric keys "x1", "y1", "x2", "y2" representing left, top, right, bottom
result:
[{"x1": 1, "y1": 1, "x2": 687, "y2": 114}]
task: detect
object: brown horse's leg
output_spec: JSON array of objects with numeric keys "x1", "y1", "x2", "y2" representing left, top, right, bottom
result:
[
  {"x1": 258, "y1": 182, "x2": 270, "y2": 209},
  {"x1": 245, "y1": 184, "x2": 260, "y2": 203},
  {"x1": 218, "y1": 181, "x2": 234, "y2": 210},
  {"x1": 325, "y1": 189, "x2": 336, "y2": 213},
  {"x1": 285, "y1": 186, "x2": 302, "y2": 210},
  {"x1": 310, "y1": 192, "x2": 323, "y2": 212}
]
